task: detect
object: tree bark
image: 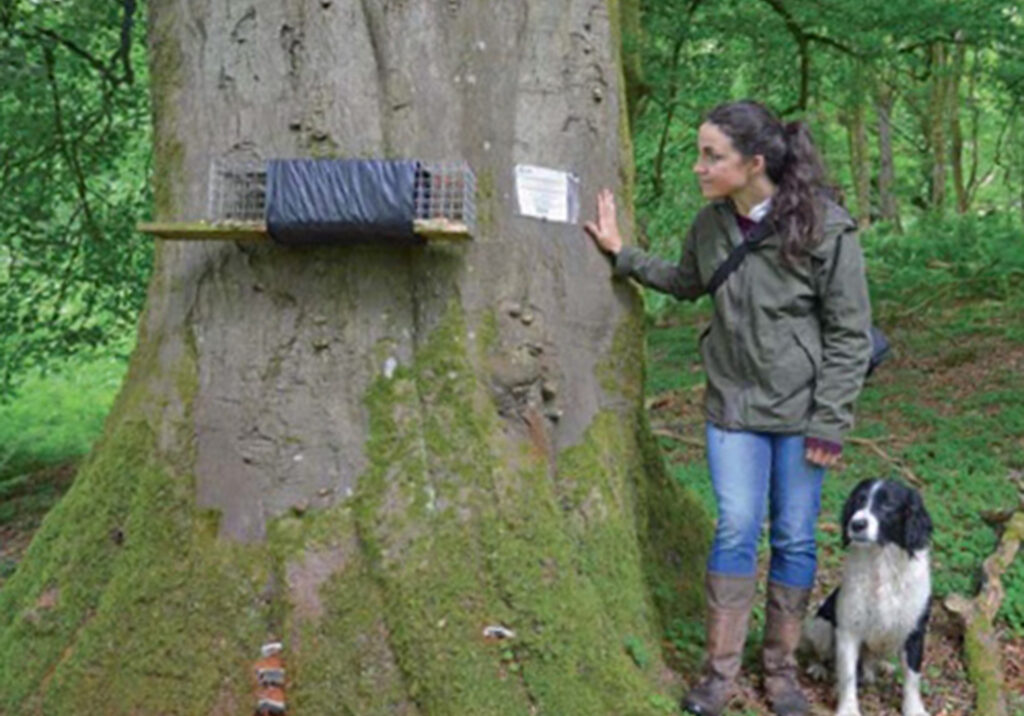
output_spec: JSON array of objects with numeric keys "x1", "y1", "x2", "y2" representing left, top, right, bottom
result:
[
  {"x1": 0, "y1": 1, "x2": 709, "y2": 713},
  {"x1": 928, "y1": 42, "x2": 949, "y2": 211},
  {"x1": 619, "y1": 0, "x2": 646, "y2": 127},
  {"x1": 839, "y1": 63, "x2": 871, "y2": 231},
  {"x1": 874, "y1": 81, "x2": 902, "y2": 231},
  {"x1": 846, "y1": 98, "x2": 871, "y2": 230},
  {"x1": 950, "y1": 35, "x2": 969, "y2": 214}
]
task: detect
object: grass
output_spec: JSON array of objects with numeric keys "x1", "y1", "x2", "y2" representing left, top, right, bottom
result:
[
  {"x1": 649, "y1": 294, "x2": 1024, "y2": 712},
  {"x1": 0, "y1": 214, "x2": 1022, "y2": 710},
  {"x1": 645, "y1": 214, "x2": 1024, "y2": 714},
  {"x1": 648, "y1": 215, "x2": 1024, "y2": 612},
  {"x1": 0, "y1": 355, "x2": 126, "y2": 584},
  {"x1": 0, "y1": 354, "x2": 126, "y2": 484}
]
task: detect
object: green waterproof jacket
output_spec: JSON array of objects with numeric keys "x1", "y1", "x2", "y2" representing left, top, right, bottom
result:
[{"x1": 614, "y1": 198, "x2": 872, "y2": 446}]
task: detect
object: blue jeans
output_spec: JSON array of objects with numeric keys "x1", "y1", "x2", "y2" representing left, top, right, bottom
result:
[{"x1": 705, "y1": 422, "x2": 824, "y2": 588}]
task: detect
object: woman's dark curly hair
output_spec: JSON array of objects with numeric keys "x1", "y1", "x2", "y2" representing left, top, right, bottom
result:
[{"x1": 705, "y1": 100, "x2": 828, "y2": 259}]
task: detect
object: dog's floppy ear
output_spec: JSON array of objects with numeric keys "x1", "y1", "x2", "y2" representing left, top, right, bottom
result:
[
  {"x1": 902, "y1": 488, "x2": 933, "y2": 555},
  {"x1": 841, "y1": 479, "x2": 873, "y2": 548}
]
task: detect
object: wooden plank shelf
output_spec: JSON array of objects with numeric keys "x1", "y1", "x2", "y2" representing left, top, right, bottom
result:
[
  {"x1": 137, "y1": 221, "x2": 268, "y2": 241},
  {"x1": 137, "y1": 219, "x2": 472, "y2": 242}
]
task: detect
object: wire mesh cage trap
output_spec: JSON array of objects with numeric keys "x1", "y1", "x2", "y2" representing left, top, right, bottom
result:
[
  {"x1": 139, "y1": 158, "x2": 477, "y2": 242},
  {"x1": 412, "y1": 161, "x2": 477, "y2": 234},
  {"x1": 198, "y1": 158, "x2": 476, "y2": 239},
  {"x1": 207, "y1": 158, "x2": 267, "y2": 223}
]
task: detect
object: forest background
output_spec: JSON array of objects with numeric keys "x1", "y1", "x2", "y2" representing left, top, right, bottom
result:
[{"x1": 1, "y1": 0, "x2": 1023, "y2": 712}]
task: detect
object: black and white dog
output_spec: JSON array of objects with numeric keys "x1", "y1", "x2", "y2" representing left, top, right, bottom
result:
[{"x1": 801, "y1": 479, "x2": 933, "y2": 716}]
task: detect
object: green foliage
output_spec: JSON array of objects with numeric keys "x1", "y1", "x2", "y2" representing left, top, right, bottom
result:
[
  {"x1": 632, "y1": 0, "x2": 1024, "y2": 642},
  {"x1": 0, "y1": 1, "x2": 153, "y2": 392},
  {"x1": 624, "y1": 634, "x2": 652, "y2": 668},
  {"x1": 0, "y1": 2, "x2": 1022, "y2": 709},
  {"x1": 645, "y1": 219, "x2": 1024, "y2": 634},
  {"x1": 629, "y1": 0, "x2": 1024, "y2": 322},
  {"x1": 863, "y1": 213, "x2": 1024, "y2": 309},
  {"x1": 0, "y1": 354, "x2": 126, "y2": 484},
  {"x1": 1005, "y1": 551, "x2": 1024, "y2": 635},
  {"x1": 646, "y1": 692, "x2": 680, "y2": 713},
  {"x1": 664, "y1": 613, "x2": 704, "y2": 668}
]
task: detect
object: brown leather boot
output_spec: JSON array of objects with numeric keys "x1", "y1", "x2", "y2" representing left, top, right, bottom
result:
[
  {"x1": 681, "y1": 573, "x2": 757, "y2": 716},
  {"x1": 762, "y1": 581, "x2": 811, "y2": 716}
]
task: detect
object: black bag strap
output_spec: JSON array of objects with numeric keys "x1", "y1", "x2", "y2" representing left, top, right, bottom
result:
[{"x1": 706, "y1": 219, "x2": 776, "y2": 295}]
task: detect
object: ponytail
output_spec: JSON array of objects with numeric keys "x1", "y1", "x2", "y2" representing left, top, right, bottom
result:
[
  {"x1": 705, "y1": 101, "x2": 829, "y2": 260},
  {"x1": 774, "y1": 120, "x2": 827, "y2": 259}
]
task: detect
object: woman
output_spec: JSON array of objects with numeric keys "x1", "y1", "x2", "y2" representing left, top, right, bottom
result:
[{"x1": 584, "y1": 100, "x2": 872, "y2": 716}]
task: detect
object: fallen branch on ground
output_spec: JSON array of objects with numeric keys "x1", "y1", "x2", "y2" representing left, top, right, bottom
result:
[
  {"x1": 651, "y1": 428, "x2": 704, "y2": 449},
  {"x1": 944, "y1": 511, "x2": 1024, "y2": 716},
  {"x1": 895, "y1": 281, "x2": 958, "y2": 319},
  {"x1": 644, "y1": 385, "x2": 705, "y2": 411},
  {"x1": 846, "y1": 436, "x2": 923, "y2": 488}
]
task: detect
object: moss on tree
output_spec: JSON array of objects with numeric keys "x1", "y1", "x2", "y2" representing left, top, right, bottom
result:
[
  {"x1": 0, "y1": 0, "x2": 712, "y2": 709},
  {"x1": 0, "y1": 295, "x2": 709, "y2": 713}
]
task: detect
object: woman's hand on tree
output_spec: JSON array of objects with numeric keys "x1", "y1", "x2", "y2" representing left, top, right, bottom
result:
[{"x1": 583, "y1": 188, "x2": 623, "y2": 256}]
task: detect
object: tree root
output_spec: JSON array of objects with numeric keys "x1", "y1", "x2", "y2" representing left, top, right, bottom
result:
[{"x1": 944, "y1": 509, "x2": 1024, "y2": 716}]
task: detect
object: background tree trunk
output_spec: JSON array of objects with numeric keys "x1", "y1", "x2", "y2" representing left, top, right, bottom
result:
[
  {"x1": 846, "y1": 100, "x2": 871, "y2": 230},
  {"x1": 950, "y1": 35, "x2": 969, "y2": 214},
  {"x1": 0, "y1": 1, "x2": 709, "y2": 713},
  {"x1": 874, "y1": 80, "x2": 902, "y2": 231},
  {"x1": 840, "y1": 65, "x2": 871, "y2": 231},
  {"x1": 928, "y1": 42, "x2": 949, "y2": 211}
]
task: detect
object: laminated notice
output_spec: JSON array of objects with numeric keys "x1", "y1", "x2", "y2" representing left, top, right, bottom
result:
[{"x1": 515, "y1": 164, "x2": 580, "y2": 224}]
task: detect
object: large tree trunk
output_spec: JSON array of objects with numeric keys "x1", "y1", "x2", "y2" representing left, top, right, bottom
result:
[
  {"x1": 0, "y1": 1, "x2": 709, "y2": 713},
  {"x1": 619, "y1": 0, "x2": 647, "y2": 127}
]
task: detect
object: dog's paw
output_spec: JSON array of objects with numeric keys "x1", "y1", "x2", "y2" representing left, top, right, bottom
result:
[
  {"x1": 805, "y1": 662, "x2": 830, "y2": 682},
  {"x1": 903, "y1": 688, "x2": 929, "y2": 716},
  {"x1": 902, "y1": 698, "x2": 929, "y2": 716},
  {"x1": 835, "y1": 708, "x2": 862, "y2": 716}
]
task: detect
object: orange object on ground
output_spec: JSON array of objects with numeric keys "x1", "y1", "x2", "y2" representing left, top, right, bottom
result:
[{"x1": 256, "y1": 685, "x2": 286, "y2": 714}]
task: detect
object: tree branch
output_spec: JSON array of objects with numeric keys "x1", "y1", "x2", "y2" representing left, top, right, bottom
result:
[
  {"x1": 28, "y1": 27, "x2": 118, "y2": 85},
  {"x1": 803, "y1": 31, "x2": 861, "y2": 58},
  {"x1": 846, "y1": 437, "x2": 923, "y2": 488},
  {"x1": 651, "y1": 428, "x2": 705, "y2": 449},
  {"x1": 759, "y1": 0, "x2": 810, "y2": 112},
  {"x1": 650, "y1": 0, "x2": 703, "y2": 197},
  {"x1": 652, "y1": 34, "x2": 686, "y2": 198},
  {"x1": 43, "y1": 46, "x2": 104, "y2": 247},
  {"x1": 20, "y1": 4, "x2": 136, "y2": 88},
  {"x1": 757, "y1": 0, "x2": 862, "y2": 114},
  {"x1": 112, "y1": 0, "x2": 137, "y2": 85}
]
